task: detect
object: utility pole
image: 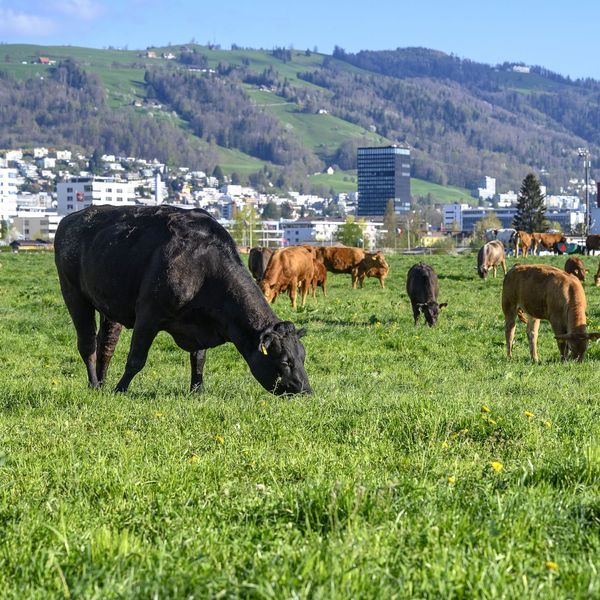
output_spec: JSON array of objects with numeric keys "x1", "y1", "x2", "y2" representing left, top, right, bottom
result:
[{"x1": 579, "y1": 148, "x2": 591, "y2": 235}]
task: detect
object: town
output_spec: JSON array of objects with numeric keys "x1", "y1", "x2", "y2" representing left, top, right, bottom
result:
[{"x1": 0, "y1": 145, "x2": 596, "y2": 252}]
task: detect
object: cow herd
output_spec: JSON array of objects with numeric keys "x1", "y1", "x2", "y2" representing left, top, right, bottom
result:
[
  {"x1": 248, "y1": 245, "x2": 389, "y2": 308},
  {"x1": 53, "y1": 205, "x2": 600, "y2": 398}
]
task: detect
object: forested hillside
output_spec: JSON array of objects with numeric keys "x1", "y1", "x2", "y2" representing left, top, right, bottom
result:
[{"x1": 0, "y1": 43, "x2": 598, "y2": 195}]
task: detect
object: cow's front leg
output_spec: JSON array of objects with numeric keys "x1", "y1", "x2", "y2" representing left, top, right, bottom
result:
[
  {"x1": 190, "y1": 349, "x2": 207, "y2": 392},
  {"x1": 115, "y1": 319, "x2": 159, "y2": 393}
]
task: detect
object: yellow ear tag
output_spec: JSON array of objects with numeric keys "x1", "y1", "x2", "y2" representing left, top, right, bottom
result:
[{"x1": 261, "y1": 344, "x2": 268, "y2": 355}]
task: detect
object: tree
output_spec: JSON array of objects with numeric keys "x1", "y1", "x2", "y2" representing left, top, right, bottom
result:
[
  {"x1": 473, "y1": 212, "x2": 501, "y2": 241},
  {"x1": 336, "y1": 217, "x2": 367, "y2": 247},
  {"x1": 230, "y1": 205, "x2": 261, "y2": 247},
  {"x1": 212, "y1": 165, "x2": 224, "y2": 182},
  {"x1": 513, "y1": 173, "x2": 547, "y2": 233},
  {"x1": 262, "y1": 201, "x2": 281, "y2": 219},
  {"x1": 382, "y1": 199, "x2": 398, "y2": 248}
]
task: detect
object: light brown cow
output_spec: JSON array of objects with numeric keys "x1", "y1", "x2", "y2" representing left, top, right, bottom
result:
[
  {"x1": 532, "y1": 232, "x2": 567, "y2": 254},
  {"x1": 502, "y1": 264, "x2": 600, "y2": 362},
  {"x1": 260, "y1": 246, "x2": 314, "y2": 308},
  {"x1": 477, "y1": 240, "x2": 506, "y2": 279},
  {"x1": 310, "y1": 260, "x2": 327, "y2": 299},
  {"x1": 355, "y1": 251, "x2": 389, "y2": 288},
  {"x1": 314, "y1": 246, "x2": 366, "y2": 287},
  {"x1": 514, "y1": 231, "x2": 534, "y2": 257},
  {"x1": 564, "y1": 257, "x2": 588, "y2": 282},
  {"x1": 585, "y1": 234, "x2": 600, "y2": 255}
]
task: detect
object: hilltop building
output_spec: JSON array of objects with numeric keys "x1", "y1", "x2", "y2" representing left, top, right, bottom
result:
[{"x1": 357, "y1": 146, "x2": 411, "y2": 216}]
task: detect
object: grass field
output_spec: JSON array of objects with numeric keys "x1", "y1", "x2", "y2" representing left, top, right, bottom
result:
[{"x1": 0, "y1": 251, "x2": 599, "y2": 597}]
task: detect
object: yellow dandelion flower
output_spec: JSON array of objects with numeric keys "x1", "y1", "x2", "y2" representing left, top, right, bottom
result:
[
  {"x1": 447, "y1": 475, "x2": 456, "y2": 484},
  {"x1": 545, "y1": 561, "x2": 558, "y2": 571},
  {"x1": 215, "y1": 435, "x2": 225, "y2": 445},
  {"x1": 524, "y1": 411, "x2": 535, "y2": 418},
  {"x1": 188, "y1": 454, "x2": 200, "y2": 464},
  {"x1": 441, "y1": 441, "x2": 449, "y2": 449},
  {"x1": 481, "y1": 405, "x2": 491, "y2": 413},
  {"x1": 154, "y1": 411, "x2": 164, "y2": 418},
  {"x1": 491, "y1": 461, "x2": 504, "y2": 473},
  {"x1": 483, "y1": 416, "x2": 497, "y2": 425},
  {"x1": 544, "y1": 420, "x2": 552, "y2": 428}
]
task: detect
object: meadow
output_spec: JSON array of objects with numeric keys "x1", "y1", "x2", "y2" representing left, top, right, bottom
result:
[{"x1": 0, "y1": 251, "x2": 599, "y2": 598}]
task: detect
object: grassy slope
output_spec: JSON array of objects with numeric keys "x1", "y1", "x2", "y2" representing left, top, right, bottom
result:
[
  {"x1": 0, "y1": 44, "x2": 481, "y2": 198},
  {"x1": 0, "y1": 251, "x2": 598, "y2": 597}
]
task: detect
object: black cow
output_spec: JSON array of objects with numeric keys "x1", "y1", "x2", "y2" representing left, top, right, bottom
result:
[
  {"x1": 248, "y1": 246, "x2": 274, "y2": 282},
  {"x1": 406, "y1": 263, "x2": 448, "y2": 326},
  {"x1": 54, "y1": 205, "x2": 311, "y2": 395}
]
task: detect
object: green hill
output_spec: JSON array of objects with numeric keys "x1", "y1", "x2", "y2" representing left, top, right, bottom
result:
[{"x1": 1, "y1": 43, "x2": 596, "y2": 199}]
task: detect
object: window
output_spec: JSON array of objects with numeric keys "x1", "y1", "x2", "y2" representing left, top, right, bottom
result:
[
  {"x1": 24, "y1": 228, "x2": 29, "y2": 234},
  {"x1": 67, "y1": 204, "x2": 73, "y2": 210},
  {"x1": 117, "y1": 197, "x2": 123, "y2": 201},
  {"x1": 67, "y1": 187, "x2": 73, "y2": 192},
  {"x1": 84, "y1": 185, "x2": 92, "y2": 192},
  {"x1": 67, "y1": 195, "x2": 73, "y2": 201},
  {"x1": 106, "y1": 188, "x2": 112, "y2": 192}
]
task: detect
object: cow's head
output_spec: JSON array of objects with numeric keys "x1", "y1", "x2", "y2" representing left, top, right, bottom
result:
[
  {"x1": 478, "y1": 265, "x2": 488, "y2": 279},
  {"x1": 555, "y1": 331, "x2": 600, "y2": 361},
  {"x1": 249, "y1": 321, "x2": 312, "y2": 395},
  {"x1": 373, "y1": 251, "x2": 388, "y2": 268},
  {"x1": 259, "y1": 279, "x2": 279, "y2": 304},
  {"x1": 418, "y1": 301, "x2": 448, "y2": 326}
]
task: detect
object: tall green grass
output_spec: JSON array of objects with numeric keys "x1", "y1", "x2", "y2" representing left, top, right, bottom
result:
[{"x1": 0, "y1": 251, "x2": 598, "y2": 597}]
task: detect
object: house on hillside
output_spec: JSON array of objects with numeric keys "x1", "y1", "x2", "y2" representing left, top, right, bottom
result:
[{"x1": 38, "y1": 57, "x2": 50, "y2": 65}]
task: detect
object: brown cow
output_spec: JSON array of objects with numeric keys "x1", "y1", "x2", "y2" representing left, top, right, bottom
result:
[
  {"x1": 314, "y1": 246, "x2": 365, "y2": 287},
  {"x1": 564, "y1": 257, "x2": 588, "y2": 282},
  {"x1": 248, "y1": 247, "x2": 274, "y2": 282},
  {"x1": 585, "y1": 234, "x2": 600, "y2": 255},
  {"x1": 310, "y1": 260, "x2": 328, "y2": 299},
  {"x1": 260, "y1": 246, "x2": 314, "y2": 308},
  {"x1": 356, "y1": 251, "x2": 389, "y2": 288},
  {"x1": 502, "y1": 264, "x2": 600, "y2": 362},
  {"x1": 532, "y1": 232, "x2": 567, "y2": 254},
  {"x1": 514, "y1": 231, "x2": 534, "y2": 257},
  {"x1": 594, "y1": 263, "x2": 600, "y2": 287},
  {"x1": 477, "y1": 240, "x2": 506, "y2": 279}
]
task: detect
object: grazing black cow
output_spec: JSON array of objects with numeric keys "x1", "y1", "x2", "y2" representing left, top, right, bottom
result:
[
  {"x1": 248, "y1": 246, "x2": 274, "y2": 282},
  {"x1": 54, "y1": 205, "x2": 311, "y2": 395},
  {"x1": 406, "y1": 263, "x2": 448, "y2": 326}
]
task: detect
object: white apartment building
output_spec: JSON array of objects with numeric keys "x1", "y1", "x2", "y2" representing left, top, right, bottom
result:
[
  {"x1": 478, "y1": 176, "x2": 496, "y2": 200},
  {"x1": 0, "y1": 167, "x2": 18, "y2": 221},
  {"x1": 56, "y1": 177, "x2": 137, "y2": 215},
  {"x1": 13, "y1": 212, "x2": 63, "y2": 241},
  {"x1": 33, "y1": 147, "x2": 49, "y2": 158},
  {"x1": 55, "y1": 150, "x2": 72, "y2": 161}
]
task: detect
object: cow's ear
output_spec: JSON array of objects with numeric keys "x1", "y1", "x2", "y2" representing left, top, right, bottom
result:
[
  {"x1": 439, "y1": 302, "x2": 448, "y2": 309},
  {"x1": 296, "y1": 327, "x2": 307, "y2": 339},
  {"x1": 258, "y1": 326, "x2": 276, "y2": 353}
]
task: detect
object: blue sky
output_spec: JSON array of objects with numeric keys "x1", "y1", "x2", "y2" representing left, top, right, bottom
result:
[{"x1": 1, "y1": 1, "x2": 600, "y2": 79}]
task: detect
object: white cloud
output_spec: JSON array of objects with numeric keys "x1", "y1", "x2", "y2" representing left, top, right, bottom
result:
[
  {"x1": 52, "y1": 0, "x2": 102, "y2": 20},
  {"x1": 0, "y1": 8, "x2": 56, "y2": 35}
]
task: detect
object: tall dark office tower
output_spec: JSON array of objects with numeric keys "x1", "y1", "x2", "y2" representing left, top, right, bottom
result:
[{"x1": 357, "y1": 145, "x2": 411, "y2": 216}]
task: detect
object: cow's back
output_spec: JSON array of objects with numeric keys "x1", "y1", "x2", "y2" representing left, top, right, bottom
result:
[
  {"x1": 320, "y1": 247, "x2": 365, "y2": 273},
  {"x1": 55, "y1": 205, "x2": 240, "y2": 327},
  {"x1": 502, "y1": 264, "x2": 585, "y2": 321},
  {"x1": 262, "y1": 246, "x2": 313, "y2": 287}
]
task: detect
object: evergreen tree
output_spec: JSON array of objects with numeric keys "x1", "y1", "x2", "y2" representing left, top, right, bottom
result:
[
  {"x1": 513, "y1": 173, "x2": 547, "y2": 232},
  {"x1": 382, "y1": 199, "x2": 398, "y2": 248}
]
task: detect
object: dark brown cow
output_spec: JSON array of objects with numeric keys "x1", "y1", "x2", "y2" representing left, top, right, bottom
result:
[
  {"x1": 310, "y1": 260, "x2": 328, "y2": 299},
  {"x1": 503, "y1": 264, "x2": 600, "y2": 362},
  {"x1": 564, "y1": 257, "x2": 588, "y2": 282},
  {"x1": 248, "y1": 247, "x2": 274, "y2": 282},
  {"x1": 585, "y1": 234, "x2": 600, "y2": 255},
  {"x1": 356, "y1": 251, "x2": 389, "y2": 288},
  {"x1": 314, "y1": 246, "x2": 365, "y2": 287},
  {"x1": 514, "y1": 231, "x2": 534, "y2": 257},
  {"x1": 532, "y1": 232, "x2": 567, "y2": 254},
  {"x1": 477, "y1": 240, "x2": 506, "y2": 279},
  {"x1": 260, "y1": 246, "x2": 314, "y2": 308}
]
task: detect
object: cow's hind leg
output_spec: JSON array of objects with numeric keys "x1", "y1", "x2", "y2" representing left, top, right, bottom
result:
[
  {"x1": 61, "y1": 286, "x2": 99, "y2": 388},
  {"x1": 503, "y1": 306, "x2": 517, "y2": 359},
  {"x1": 96, "y1": 315, "x2": 123, "y2": 386},
  {"x1": 190, "y1": 349, "x2": 207, "y2": 392},
  {"x1": 115, "y1": 316, "x2": 159, "y2": 393},
  {"x1": 526, "y1": 318, "x2": 540, "y2": 362},
  {"x1": 411, "y1": 301, "x2": 420, "y2": 325}
]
